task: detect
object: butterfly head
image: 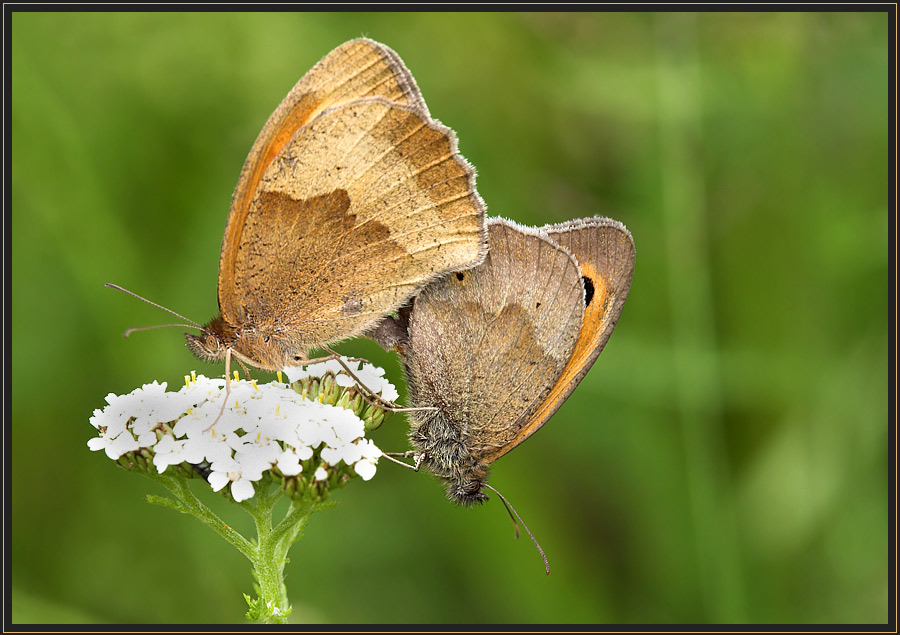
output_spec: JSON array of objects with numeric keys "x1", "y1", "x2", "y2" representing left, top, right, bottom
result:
[
  {"x1": 185, "y1": 316, "x2": 309, "y2": 371},
  {"x1": 184, "y1": 316, "x2": 233, "y2": 363}
]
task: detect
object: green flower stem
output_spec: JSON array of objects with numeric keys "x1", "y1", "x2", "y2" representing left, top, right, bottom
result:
[
  {"x1": 271, "y1": 498, "x2": 336, "y2": 555},
  {"x1": 146, "y1": 473, "x2": 254, "y2": 560},
  {"x1": 241, "y1": 485, "x2": 290, "y2": 623},
  {"x1": 146, "y1": 472, "x2": 335, "y2": 624}
]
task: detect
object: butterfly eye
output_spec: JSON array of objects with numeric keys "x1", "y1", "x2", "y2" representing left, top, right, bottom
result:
[
  {"x1": 293, "y1": 355, "x2": 302, "y2": 361},
  {"x1": 205, "y1": 335, "x2": 217, "y2": 350}
]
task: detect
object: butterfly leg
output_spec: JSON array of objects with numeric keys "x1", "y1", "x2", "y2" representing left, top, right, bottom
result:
[
  {"x1": 204, "y1": 347, "x2": 233, "y2": 432},
  {"x1": 381, "y1": 451, "x2": 425, "y2": 472},
  {"x1": 298, "y1": 353, "x2": 342, "y2": 365},
  {"x1": 234, "y1": 355, "x2": 252, "y2": 380},
  {"x1": 379, "y1": 452, "x2": 417, "y2": 471},
  {"x1": 384, "y1": 450, "x2": 415, "y2": 458},
  {"x1": 322, "y1": 345, "x2": 437, "y2": 414}
]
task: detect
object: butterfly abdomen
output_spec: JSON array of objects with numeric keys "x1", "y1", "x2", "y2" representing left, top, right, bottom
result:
[{"x1": 408, "y1": 407, "x2": 490, "y2": 505}]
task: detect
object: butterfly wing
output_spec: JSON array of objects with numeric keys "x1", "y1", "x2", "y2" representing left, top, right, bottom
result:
[
  {"x1": 219, "y1": 38, "x2": 432, "y2": 322},
  {"x1": 229, "y1": 98, "x2": 487, "y2": 349},
  {"x1": 545, "y1": 217, "x2": 635, "y2": 378},
  {"x1": 478, "y1": 217, "x2": 635, "y2": 463},
  {"x1": 405, "y1": 218, "x2": 584, "y2": 468}
]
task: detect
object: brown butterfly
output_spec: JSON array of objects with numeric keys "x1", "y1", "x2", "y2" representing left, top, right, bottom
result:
[
  {"x1": 177, "y1": 38, "x2": 488, "y2": 373},
  {"x1": 372, "y1": 216, "x2": 634, "y2": 504}
]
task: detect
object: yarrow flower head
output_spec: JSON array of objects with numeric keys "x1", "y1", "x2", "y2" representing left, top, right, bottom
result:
[{"x1": 88, "y1": 359, "x2": 392, "y2": 503}]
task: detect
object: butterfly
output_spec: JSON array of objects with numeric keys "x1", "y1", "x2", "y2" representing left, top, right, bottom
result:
[
  {"x1": 182, "y1": 38, "x2": 488, "y2": 373},
  {"x1": 372, "y1": 216, "x2": 634, "y2": 503}
]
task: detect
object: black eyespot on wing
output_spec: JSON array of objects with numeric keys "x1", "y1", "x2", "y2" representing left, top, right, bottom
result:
[
  {"x1": 583, "y1": 276, "x2": 595, "y2": 307},
  {"x1": 536, "y1": 302, "x2": 541, "y2": 308},
  {"x1": 456, "y1": 272, "x2": 464, "y2": 281}
]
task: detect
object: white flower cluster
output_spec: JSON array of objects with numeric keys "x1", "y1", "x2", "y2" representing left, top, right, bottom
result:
[{"x1": 88, "y1": 359, "x2": 391, "y2": 502}]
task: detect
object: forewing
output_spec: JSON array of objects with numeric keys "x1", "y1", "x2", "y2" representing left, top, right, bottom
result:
[
  {"x1": 230, "y1": 98, "x2": 487, "y2": 346},
  {"x1": 406, "y1": 219, "x2": 584, "y2": 465},
  {"x1": 219, "y1": 38, "x2": 430, "y2": 320}
]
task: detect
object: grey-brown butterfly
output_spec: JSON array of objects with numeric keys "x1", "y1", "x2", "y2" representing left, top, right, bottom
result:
[
  {"x1": 369, "y1": 216, "x2": 635, "y2": 570},
  {"x1": 402, "y1": 216, "x2": 634, "y2": 499}
]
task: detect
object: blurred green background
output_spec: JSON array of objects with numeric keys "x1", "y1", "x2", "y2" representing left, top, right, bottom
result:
[{"x1": 12, "y1": 11, "x2": 888, "y2": 624}]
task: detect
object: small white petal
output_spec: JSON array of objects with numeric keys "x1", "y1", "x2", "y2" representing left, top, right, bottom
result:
[
  {"x1": 334, "y1": 374, "x2": 356, "y2": 388},
  {"x1": 208, "y1": 472, "x2": 229, "y2": 492},
  {"x1": 276, "y1": 449, "x2": 303, "y2": 476},
  {"x1": 314, "y1": 466, "x2": 328, "y2": 481},
  {"x1": 106, "y1": 430, "x2": 139, "y2": 460},
  {"x1": 151, "y1": 436, "x2": 181, "y2": 472},
  {"x1": 209, "y1": 456, "x2": 241, "y2": 475},
  {"x1": 358, "y1": 439, "x2": 383, "y2": 460},
  {"x1": 320, "y1": 447, "x2": 342, "y2": 465},
  {"x1": 231, "y1": 479, "x2": 255, "y2": 502},
  {"x1": 179, "y1": 438, "x2": 208, "y2": 465},
  {"x1": 233, "y1": 451, "x2": 273, "y2": 482},
  {"x1": 87, "y1": 437, "x2": 108, "y2": 452},
  {"x1": 283, "y1": 359, "x2": 343, "y2": 382},
  {"x1": 327, "y1": 412, "x2": 365, "y2": 445},
  {"x1": 136, "y1": 430, "x2": 159, "y2": 448},
  {"x1": 88, "y1": 409, "x2": 111, "y2": 433},
  {"x1": 354, "y1": 459, "x2": 377, "y2": 481}
]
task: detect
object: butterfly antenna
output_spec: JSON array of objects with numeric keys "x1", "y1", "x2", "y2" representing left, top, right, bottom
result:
[
  {"x1": 483, "y1": 482, "x2": 550, "y2": 575},
  {"x1": 123, "y1": 323, "x2": 201, "y2": 338},
  {"x1": 105, "y1": 283, "x2": 201, "y2": 328}
]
